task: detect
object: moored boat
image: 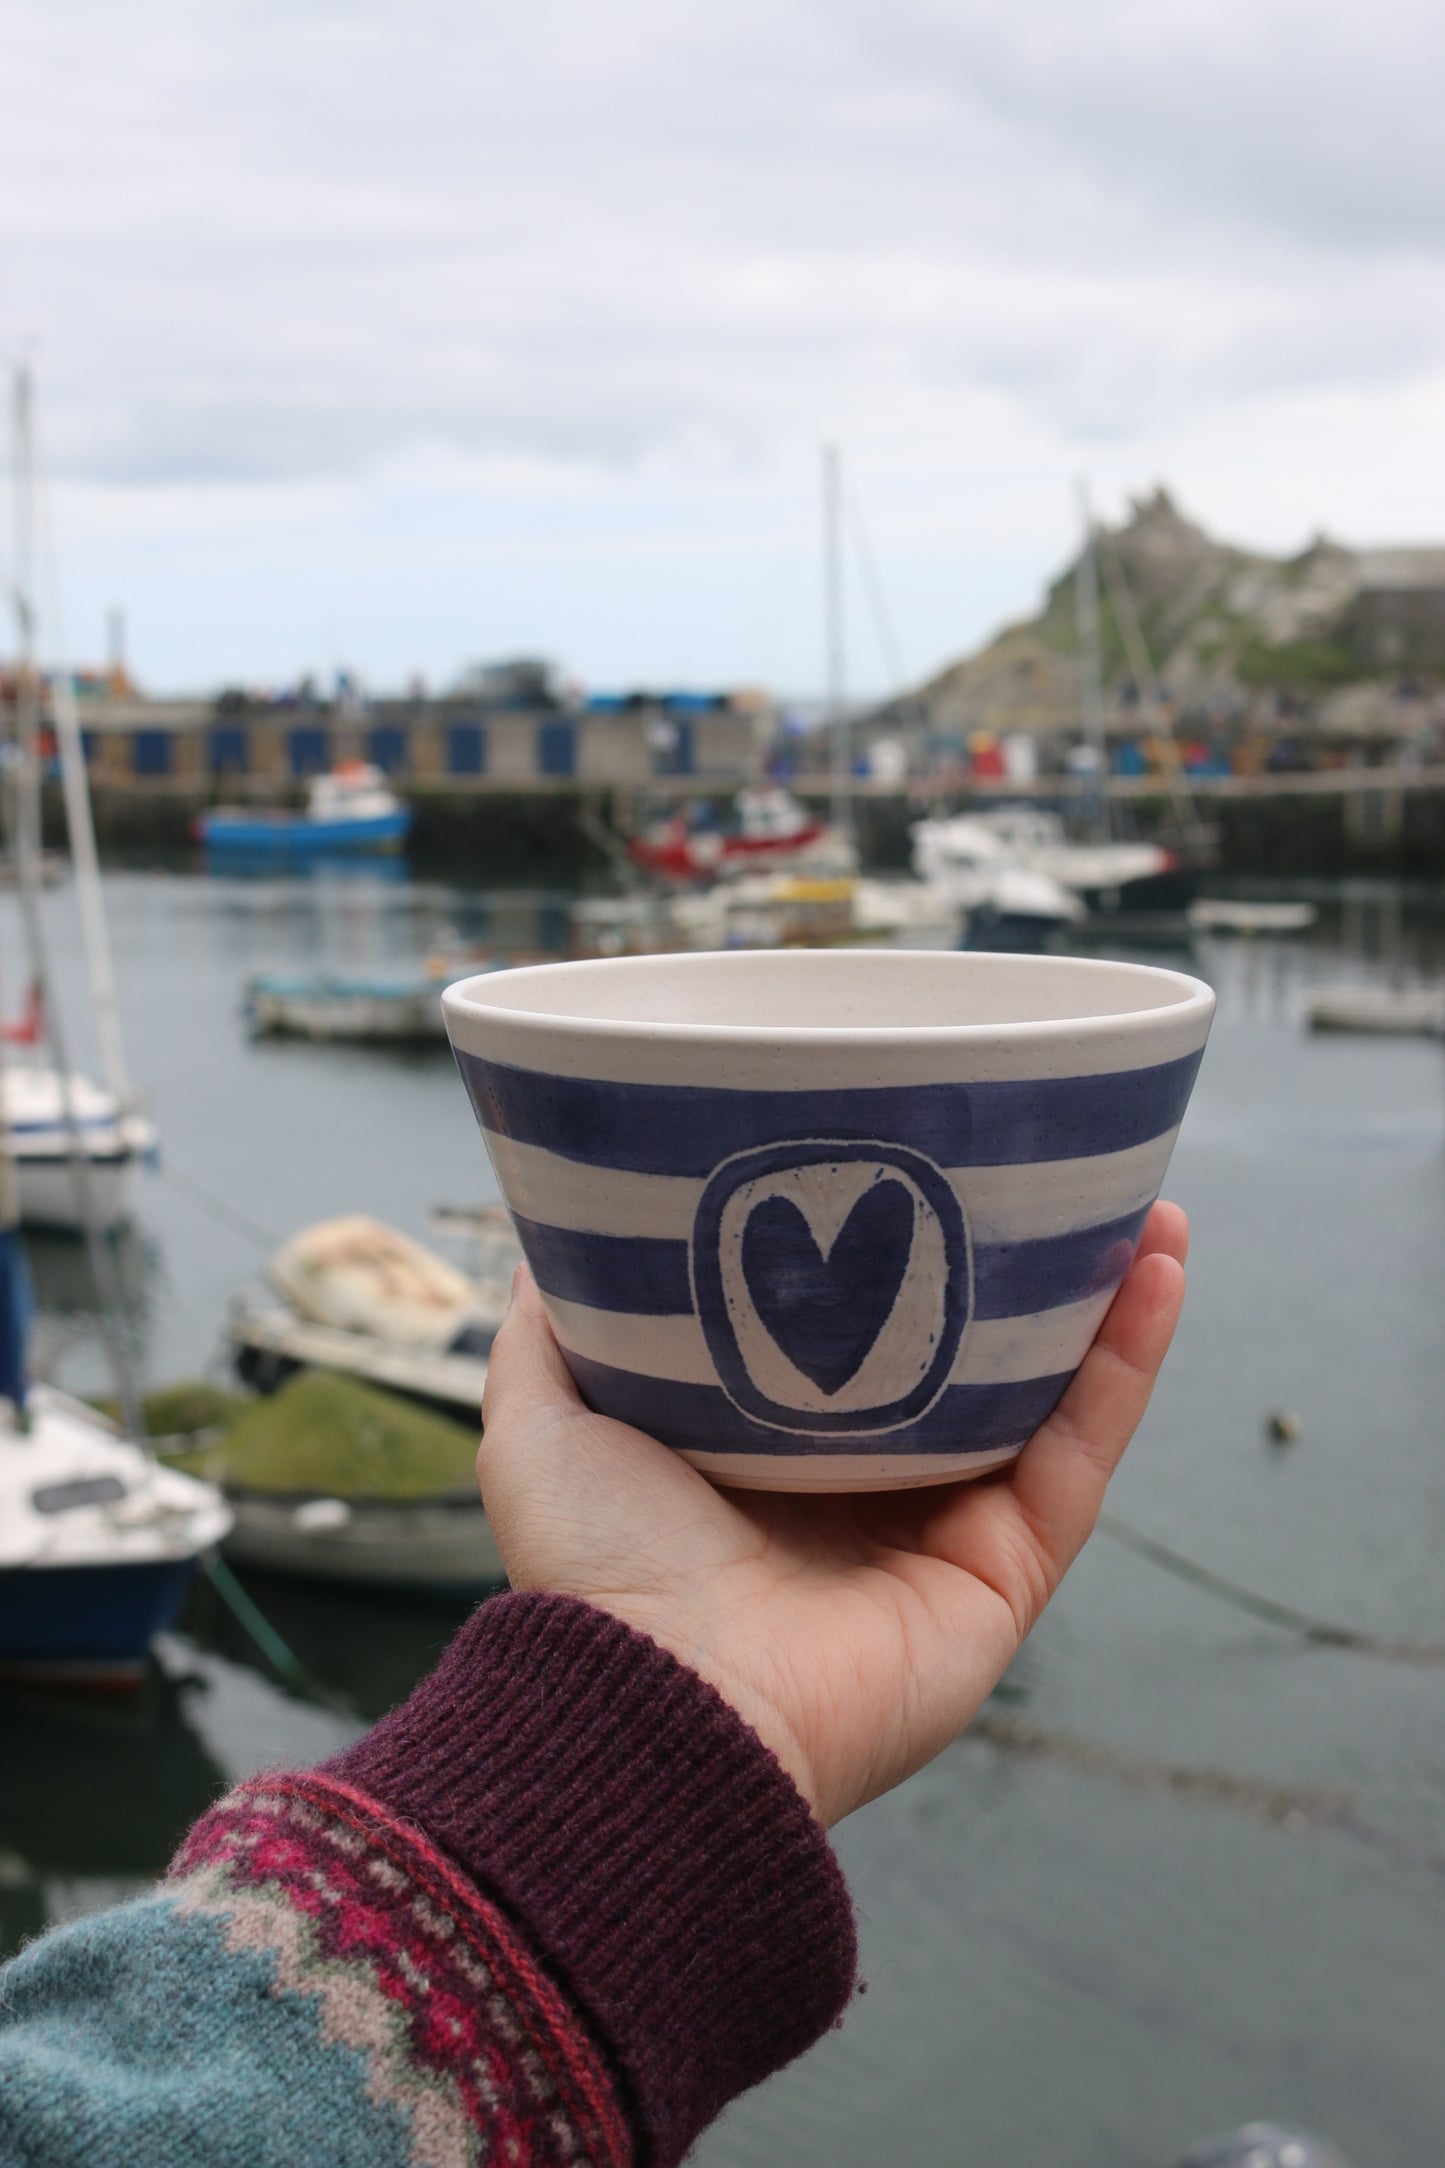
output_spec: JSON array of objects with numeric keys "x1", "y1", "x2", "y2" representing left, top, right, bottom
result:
[
  {"x1": 1305, "y1": 986, "x2": 1445, "y2": 1037},
  {"x1": 1187, "y1": 898, "x2": 1318, "y2": 935},
  {"x1": 164, "y1": 1368, "x2": 503, "y2": 1596},
  {"x1": 910, "y1": 815, "x2": 1085, "y2": 950},
  {"x1": 0, "y1": 1385, "x2": 231, "y2": 1685},
  {"x1": 626, "y1": 787, "x2": 848, "y2": 883},
  {"x1": 2, "y1": 1067, "x2": 157, "y2": 1231},
  {"x1": 949, "y1": 805, "x2": 1198, "y2": 915},
  {"x1": 197, "y1": 762, "x2": 412, "y2": 858},
  {"x1": 244, "y1": 970, "x2": 448, "y2": 1043},
  {"x1": 219, "y1": 1488, "x2": 502, "y2": 1594},
  {"x1": 230, "y1": 1214, "x2": 515, "y2": 1420}
]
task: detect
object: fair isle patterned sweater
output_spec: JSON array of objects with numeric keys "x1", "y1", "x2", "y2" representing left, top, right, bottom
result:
[{"x1": 0, "y1": 1596, "x2": 856, "y2": 2166}]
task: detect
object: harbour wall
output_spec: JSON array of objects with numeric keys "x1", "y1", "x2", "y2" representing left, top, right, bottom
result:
[{"x1": 50, "y1": 771, "x2": 1445, "y2": 883}]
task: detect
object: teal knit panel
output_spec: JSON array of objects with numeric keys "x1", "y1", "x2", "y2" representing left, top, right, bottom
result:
[{"x1": 0, "y1": 1892, "x2": 417, "y2": 2168}]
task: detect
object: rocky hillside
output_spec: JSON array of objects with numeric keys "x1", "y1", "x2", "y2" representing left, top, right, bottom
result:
[{"x1": 910, "y1": 490, "x2": 1442, "y2": 742}]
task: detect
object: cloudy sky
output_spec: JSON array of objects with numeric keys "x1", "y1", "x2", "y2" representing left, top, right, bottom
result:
[{"x1": 4, "y1": 0, "x2": 1443, "y2": 694}]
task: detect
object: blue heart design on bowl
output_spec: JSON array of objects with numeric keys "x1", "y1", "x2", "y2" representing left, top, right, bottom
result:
[{"x1": 740, "y1": 1179, "x2": 915, "y2": 1396}]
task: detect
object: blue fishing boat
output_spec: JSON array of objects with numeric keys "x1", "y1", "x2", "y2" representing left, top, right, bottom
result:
[{"x1": 197, "y1": 762, "x2": 412, "y2": 859}]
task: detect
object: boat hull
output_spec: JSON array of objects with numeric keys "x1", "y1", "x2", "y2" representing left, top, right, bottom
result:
[
  {"x1": 1075, "y1": 861, "x2": 1202, "y2": 915},
  {"x1": 0, "y1": 1555, "x2": 201, "y2": 1683},
  {"x1": 15, "y1": 1148, "x2": 137, "y2": 1232},
  {"x1": 628, "y1": 824, "x2": 829, "y2": 882},
  {"x1": 231, "y1": 1301, "x2": 492, "y2": 1424},
  {"x1": 245, "y1": 978, "x2": 446, "y2": 1042},
  {"x1": 1307, "y1": 989, "x2": 1445, "y2": 1037},
  {"x1": 960, "y1": 908, "x2": 1071, "y2": 954},
  {"x1": 199, "y1": 809, "x2": 412, "y2": 856},
  {"x1": 221, "y1": 1492, "x2": 503, "y2": 1595}
]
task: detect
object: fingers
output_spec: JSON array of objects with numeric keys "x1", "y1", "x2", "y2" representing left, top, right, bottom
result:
[
  {"x1": 1005, "y1": 1241, "x2": 1186, "y2": 1585},
  {"x1": 1134, "y1": 1197, "x2": 1189, "y2": 1269}
]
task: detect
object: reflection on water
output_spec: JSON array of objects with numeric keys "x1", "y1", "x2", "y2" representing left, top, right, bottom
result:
[
  {"x1": 1, "y1": 870, "x2": 1443, "y2": 2167},
  {"x1": 26, "y1": 1221, "x2": 163, "y2": 1388}
]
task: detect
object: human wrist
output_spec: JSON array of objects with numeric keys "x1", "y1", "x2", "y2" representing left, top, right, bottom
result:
[
  {"x1": 321, "y1": 1592, "x2": 857, "y2": 2165},
  {"x1": 581, "y1": 1592, "x2": 825, "y2": 1821}
]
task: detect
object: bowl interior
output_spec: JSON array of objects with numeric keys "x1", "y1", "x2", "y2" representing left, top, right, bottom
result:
[{"x1": 446, "y1": 949, "x2": 1206, "y2": 1037}]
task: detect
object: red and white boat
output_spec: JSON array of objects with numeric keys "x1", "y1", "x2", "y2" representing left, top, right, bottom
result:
[{"x1": 627, "y1": 788, "x2": 841, "y2": 883}]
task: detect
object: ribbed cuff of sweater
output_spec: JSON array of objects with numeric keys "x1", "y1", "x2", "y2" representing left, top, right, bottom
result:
[{"x1": 321, "y1": 1592, "x2": 857, "y2": 2166}]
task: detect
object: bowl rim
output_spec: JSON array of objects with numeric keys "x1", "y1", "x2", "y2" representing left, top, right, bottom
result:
[{"x1": 441, "y1": 947, "x2": 1215, "y2": 1051}]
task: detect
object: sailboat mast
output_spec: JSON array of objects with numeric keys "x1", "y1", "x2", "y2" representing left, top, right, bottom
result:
[
  {"x1": 8, "y1": 365, "x2": 143, "y2": 1439},
  {"x1": 13, "y1": 365, "x2": 132, "y2": 1103},
  {"x1": 822, "y1": 442, "x2": 850, "y2": 839},
  {"x1": 11, "y1": 368, "x2": 41, "y2": 872},
  {"x1": 1073, "y1": 479, "x2": 1110, "y2": 843}
]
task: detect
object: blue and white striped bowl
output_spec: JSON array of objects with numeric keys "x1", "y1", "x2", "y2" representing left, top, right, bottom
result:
[{"x1": 443, "y1": 950, "x2": 1213, "y2": 1492}]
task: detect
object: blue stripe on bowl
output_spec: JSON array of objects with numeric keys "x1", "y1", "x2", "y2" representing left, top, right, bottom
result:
[
  {"x1": 455, "y1": 1047, "x2": 1205, "y2": 1176},
  {"x1": 561, "y1": 1353, "x2": 1074, "y2": 1457},
  {"x1": 511, "y1": 1205, "x2": 1150, "y2": 1322}
]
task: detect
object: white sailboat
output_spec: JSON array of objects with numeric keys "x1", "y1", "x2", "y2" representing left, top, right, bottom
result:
[
  {"x1": 7, "y1": 363, "x2": 155, "y2": 1231},
  {"x1": 0, "y1": 753, "x2": 228, "y2": 1682}
]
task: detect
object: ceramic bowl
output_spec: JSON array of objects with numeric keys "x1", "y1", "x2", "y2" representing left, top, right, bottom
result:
[{"x1": 443, "y1": 950, "x2": 1214, "y2": 1492}]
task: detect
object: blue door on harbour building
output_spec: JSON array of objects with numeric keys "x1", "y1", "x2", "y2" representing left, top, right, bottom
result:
[
  {"x1": 447, "y1": 722, "x2": 487, "y2": 776},
  {"x1": 289, "y1": 726, "x2": 328, "y2": 776},
  {"x1": 132, "y1": 730, "x2": 172, "y2": 777},
  {"x1": 210, "y1": 725, "x2": 248, "y2": 776},
  {"x1": 537, "y1": 720, "x2": 576, "y2": 778},
  {"x1": 369, "y1": 724, "x2": 408, "y2": 774},
  {"x1": 653, "y1": 718, "x2": 695, "y2": 777}
]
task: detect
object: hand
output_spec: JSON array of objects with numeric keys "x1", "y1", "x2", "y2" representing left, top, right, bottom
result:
[{"x1": 478, "y1": 1201, "x2": 1189, "y2": 1827}]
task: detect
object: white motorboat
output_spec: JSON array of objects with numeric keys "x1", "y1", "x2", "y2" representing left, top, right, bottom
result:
[
  {"x1": 3, "y1": 1065, "x2": 157, "y2": 1232},
  {"x1": 910, "y1": 815, "x2": 1085, "y2": 949},
  {"x1": 944, "y1": 805, "x2": 1188, "y2": 915},
  {"x1": 0, "y1": 1383, "x2": 231, "y2": 1684}
]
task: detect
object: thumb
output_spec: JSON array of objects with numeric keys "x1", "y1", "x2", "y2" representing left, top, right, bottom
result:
[{"x1": 481, "y1": 1264, "x2": 583, "y2": 1440}]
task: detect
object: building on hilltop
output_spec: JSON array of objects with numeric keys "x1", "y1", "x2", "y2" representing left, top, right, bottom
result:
[
  {"x1": 1351, "y1": 552, "x2": 1445, "y2": 672},
  {"x1": 857, "y1": 490, "x2": 1445, "y2": 782}
]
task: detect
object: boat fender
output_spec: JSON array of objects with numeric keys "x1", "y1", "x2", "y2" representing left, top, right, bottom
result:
[{"x1": 290, "y1": 1497, "x2": 353, "y2": 1534}]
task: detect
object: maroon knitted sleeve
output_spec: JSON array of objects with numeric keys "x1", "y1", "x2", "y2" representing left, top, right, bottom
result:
[{"x1": 322, "y1": 1592, "x2": 858, "y2": 2166}]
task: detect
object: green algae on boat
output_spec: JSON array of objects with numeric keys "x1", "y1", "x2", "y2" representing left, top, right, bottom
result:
[
  {"x1": 163, "y1": 1370, "x2": 481, "y2": 1500},
  {"x1": 90, "y1": 1379, "x2": 248, "y2": 1440}
]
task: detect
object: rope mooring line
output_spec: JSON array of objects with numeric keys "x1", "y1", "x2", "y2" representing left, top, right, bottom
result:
[
  {"x1": 1099, "y1": 1512, "x2": 1445, "y2": 1664},
  {"x1": 201, "y1": 1556, "x2": 355, "y2": 1717}
]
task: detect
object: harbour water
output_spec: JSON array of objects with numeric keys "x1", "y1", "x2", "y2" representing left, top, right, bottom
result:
[{"x1": 2, "y1": 868, "x2": 1444, "y2": 2166}]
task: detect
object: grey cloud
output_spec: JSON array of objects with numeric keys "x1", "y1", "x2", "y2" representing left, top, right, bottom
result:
[{"x1": 4, "y1": 0, "x2": 1443, "y2": 488}]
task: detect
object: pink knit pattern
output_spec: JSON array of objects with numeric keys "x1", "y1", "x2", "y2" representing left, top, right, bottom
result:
[{"x1": 170, "y1": 1770, "x2": 632, "y2": 2168}]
